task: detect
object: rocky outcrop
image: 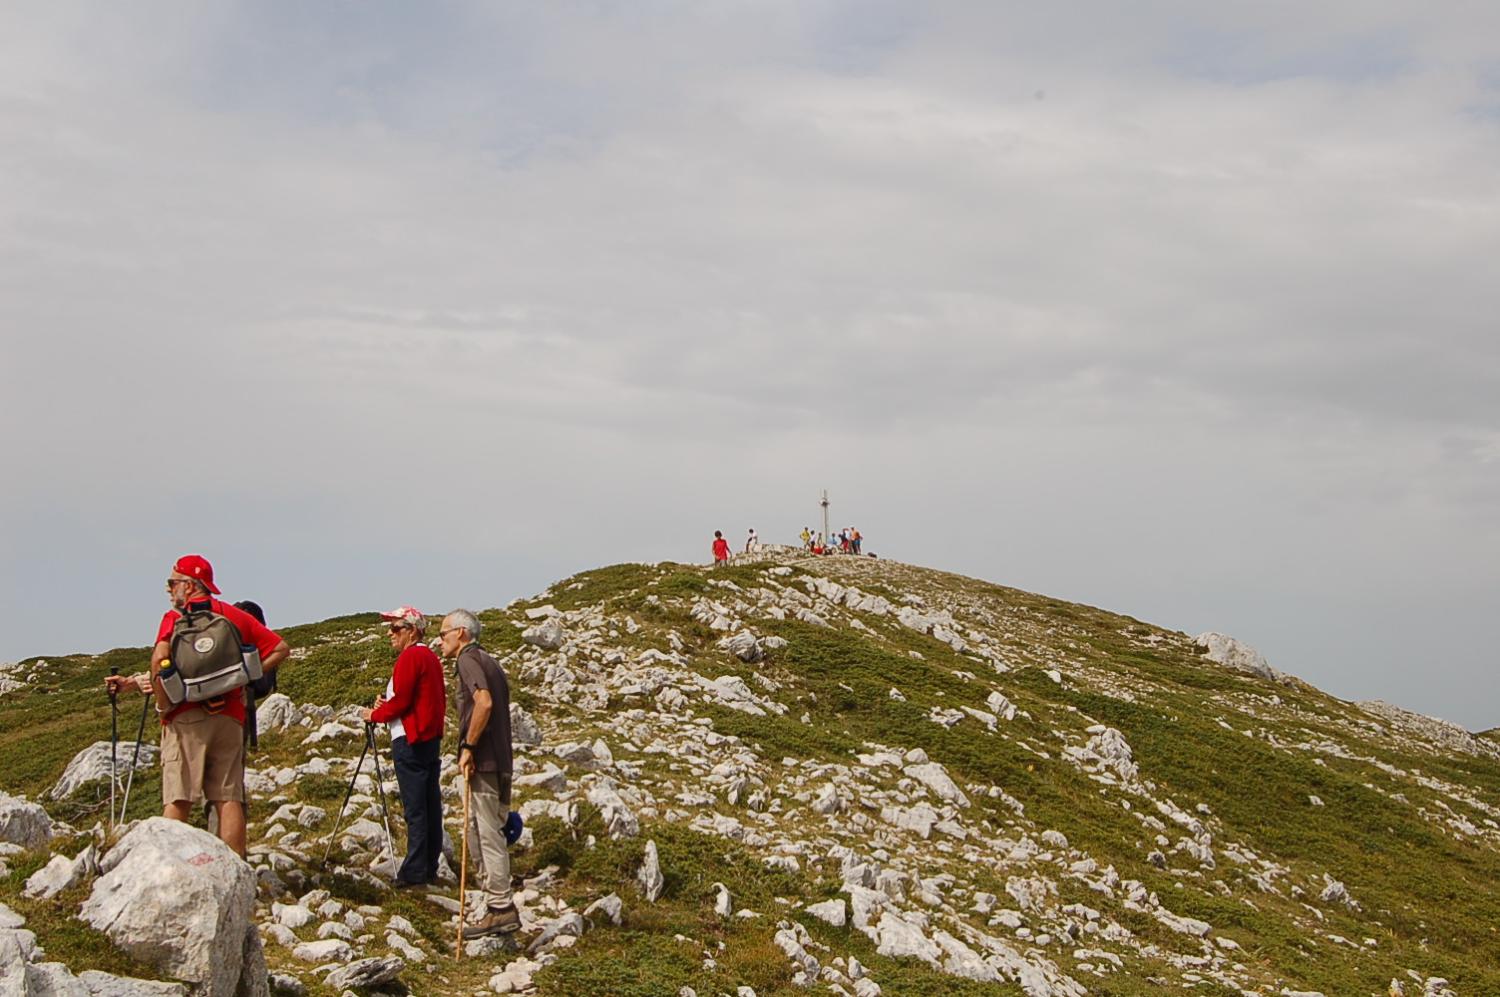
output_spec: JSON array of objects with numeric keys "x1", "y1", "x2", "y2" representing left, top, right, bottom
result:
[
  {"x1": 2, "y1": 900, "x2": 189, "y2": 996},
  {"x1": 1357, "y1": 700, "x2": 1500, "y2": 761},
  {"x1": 253, "y1": 693, "x2": 300, "y2": 735},
  {"x1": 80, "y1": 818, "x2": 265, "y2": 997},
  {"x1": 48, "y1": 742, "x2": 159, "y2": 801},
  {"x1": 1194, "y1": 632, "x2": 1282, "y2": 682},
  {"x1": 0, "y1": 791, "x2": 53, "y2": 849}
]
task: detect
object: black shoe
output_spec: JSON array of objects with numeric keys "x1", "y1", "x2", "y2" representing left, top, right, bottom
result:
[{"x1": 392, "y1": 877, "x2": 425, "y2": 890}]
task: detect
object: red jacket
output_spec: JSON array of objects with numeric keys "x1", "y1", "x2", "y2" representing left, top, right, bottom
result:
[
  {"x1": 369, "y1": 644, "x2": 446, "y2": 744},
  {"x1": 712, "y1": 538, "x2": 730, "y2": 560}
]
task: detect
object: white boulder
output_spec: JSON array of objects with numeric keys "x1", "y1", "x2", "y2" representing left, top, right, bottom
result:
[
  {"x1": 326, "y1": 956, "x2": 403, "y2": 990},
  {"x1": 902, "y1": 762, "x2": 971, "y2": 808},
  {"x1": 806, "y1": 899, "x2": 847, "y2": 927},
  {"x1": 585, "y1": 783, "x2": 639, "y2": 839},
  {"x1": 79, "y1": 818, "x2": 266, "y2": 997},
  {"x1": 49, "y1": 741, "x2": 159, "y2": 801},
  {"x1": 1195, "y1": 632, "x2": 1280, "y2": 681},
  {"x1": 0, "y1": 791, "x2": 53, "y2": 848},
  {"x1": 522, "y1": 619, "x2": 566, "y2": 650},
  {"x1": 24, "y1": 844, "x2": 98, "y2": 900},
  {"x1": 637, "y1": 840, "x2": 664, "y2": 902},
  {"x1": 254, "y1": 694, "x2": 300, "y2": 735},
  {"x1": 510, "y1": 704, "x2": 543, "y2": 746},
  {"x1": 719, "y1": 632, "x2": 764, "y2": 663}
]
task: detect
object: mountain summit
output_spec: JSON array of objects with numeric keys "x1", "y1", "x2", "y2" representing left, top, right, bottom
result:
[{"x1": 2, "y1": 550, "x2": 1497, "y2": 995}]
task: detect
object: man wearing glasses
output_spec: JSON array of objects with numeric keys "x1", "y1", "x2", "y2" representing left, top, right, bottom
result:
[
  {"x1": 359, "y1": 606, "x2": 446, "y2": 888},
  {"x1": 105, "y1": 555, "x2": 288, "y2": 856},
  {"x1": 439, "y1": 609, "x2": 521, "y2": 938}
]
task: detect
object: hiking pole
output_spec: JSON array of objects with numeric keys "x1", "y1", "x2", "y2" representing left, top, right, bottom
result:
[
  {"x1": 108, "y1": 666, "x2": 119, "y2": 829},
  {"x1": 120, "y1": 690, "x2": 151, "y2": 821},
  {"x1": 320, "y1": 723, "x2": 373, "y2": 868},
  {"x1": 366, "y1": 723, "x2": 399, "y2": 879},
  {"x1": 457, "y1": 775, "x2": 471, "y2": 959}
]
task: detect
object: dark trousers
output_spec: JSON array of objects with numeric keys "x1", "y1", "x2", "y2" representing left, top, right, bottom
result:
[{"x1": 391, "y1": 735, "x2": 442, "y2": 884}]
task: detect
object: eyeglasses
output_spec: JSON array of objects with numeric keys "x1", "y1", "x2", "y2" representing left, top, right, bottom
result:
[
  {"x1": 387, "y1": 624, "x2": 410, "y2": 634},
  {"x1": 165, "y1": 578, "x2": 191, "y2": 590},
  {"x1": 438, "y1": 628, "x2": 463, "y2": 638}
]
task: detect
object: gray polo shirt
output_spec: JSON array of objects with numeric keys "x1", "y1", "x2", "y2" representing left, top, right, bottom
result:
[{"x1": 456, "y1": 643, "x2": 513, "y2": 780}]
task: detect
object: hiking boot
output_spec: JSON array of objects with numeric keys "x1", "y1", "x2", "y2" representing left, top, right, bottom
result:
[{"x1": 461, "y1": 905, "x2": 521, "y2": 939}]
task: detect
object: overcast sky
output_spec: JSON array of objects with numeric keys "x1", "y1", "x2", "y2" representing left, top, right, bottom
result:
[{"x1": 2, "y1": 2, "x2": 1497, "y2": 730}]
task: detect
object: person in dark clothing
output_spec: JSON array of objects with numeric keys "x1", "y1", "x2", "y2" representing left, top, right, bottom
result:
[{"x1": 360, "y1": 605, "x2": 446, "y2": 888}]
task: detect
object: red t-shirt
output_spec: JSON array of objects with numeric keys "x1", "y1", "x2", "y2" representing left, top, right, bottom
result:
[
  {"x1": 155, "y1": 598, "x2": 283, "y2": 726},
  {"x1": 712, "y1": 538, "x2": 730, "y2": 561},
  {"x1": 368, "y1": 644, "x2": 446, "y2": 744}
]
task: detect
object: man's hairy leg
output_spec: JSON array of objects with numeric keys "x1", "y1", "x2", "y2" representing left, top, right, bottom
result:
[{"x1": 214, "y1": 800, "x2": 247, "y2": 857}]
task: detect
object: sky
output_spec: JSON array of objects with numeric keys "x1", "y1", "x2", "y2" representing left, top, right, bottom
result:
[{"x1": 2, "y1": 2, "x2": 1497, "y2": 729}]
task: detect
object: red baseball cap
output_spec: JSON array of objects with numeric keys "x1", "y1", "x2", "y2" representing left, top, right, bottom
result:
[{"x1": 172, "y1": 554, "x2": 221, "y2": 594}]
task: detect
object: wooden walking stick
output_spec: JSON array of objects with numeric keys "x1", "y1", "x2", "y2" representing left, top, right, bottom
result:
[{"x1": 456, "y1": 775, "x2": 471, "y2": 959}]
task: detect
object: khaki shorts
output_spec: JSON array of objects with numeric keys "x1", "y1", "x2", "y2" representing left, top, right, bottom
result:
[{"x1": 160, "y1": 708, "x2": 245, "y2": 805}]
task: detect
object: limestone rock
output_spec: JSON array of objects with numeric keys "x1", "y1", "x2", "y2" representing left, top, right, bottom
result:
[
  {"x1": 719, "y1": 631, "x2": 764, "y2": 663},
  {"x1": 0, "y1": 791, "x2": 53, "y2": 849},
  {"x1": 527, "y1": 912, "x2": 585, "y2": 954},
  {"x1": 902, "y1": 762, "x2": 971, "y2": 808},
  {"x1": 49, "y1": 741, "x2": 159, "y2": 801},
  {"x1": 585, "y1": 783, "x2": 639, "y2": 839},
  {"x1": 522, "y1": 619, "x2": 565, "y2": 650},
  {"x1": 806, "y1": 899, "x2": 847, "y2": 927},
  {"x1": 637, "y1": 840, "x2": 664, "y2": 902},
  {"x1": 326, "y1": 957, "x2": 403, "y2": 990},
  {"x1": 254, "y1": 694, "x2": 300, "y2": 735},
  {"x1": 873, "y1": 909, "x2": 941, "y2": 964},
  {"x1": 291, "y1": 938, "x2": 352, "y2": 963},
  {"x1": 583, "y1": 893, "x2": 623, "y2": 926},
  {"x1": 79, "y1": 818, "x2": 265, "y2": 997},
  {"x1": 510, "y1": 704, "x2": 543, "y2": 747},
  {"x1": 77, "y1": 970, "x2": 191, "y2": 995},
  {"x1": 23, "y1": 844, "x2": 98, "y2": 900},
  {"x1": 1195, "y1": 632, "x2": 1280, "y2": 681}
]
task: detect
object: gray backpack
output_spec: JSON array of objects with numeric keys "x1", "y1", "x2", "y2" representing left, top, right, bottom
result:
[{"x1": 162, "y1": 608, "x2": 263, "y2": 705}]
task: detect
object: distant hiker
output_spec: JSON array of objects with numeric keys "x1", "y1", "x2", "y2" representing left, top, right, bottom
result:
[
  {"x1": 441, "y1": 609, "x2": 521, "y2": 938},
  {"x1": 799, "y1": 527, "x2": 812, "y2": 550},
  {"x1": 851, "y1": 527, "x2": 862, "y2": 555},
  {"x1": 359, "y1": 606, "x2": 446, "y2": 887},
  {"x1": 105, "y1": 555, "x2": 288, "y2": 857},
  {"x1": 712, "y1": 530, "x2": 730, "y2": 565},
  {"x1": 840, "y1": 528, "x2": 851, "y2": 553},
  {"x1": 745, "y1": 528, "x2": 758, "y2": 553}
]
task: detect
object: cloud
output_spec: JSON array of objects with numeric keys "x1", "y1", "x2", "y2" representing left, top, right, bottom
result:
[{"x1": 2, "y1": 1, "x2": 1498, "y2": 726}]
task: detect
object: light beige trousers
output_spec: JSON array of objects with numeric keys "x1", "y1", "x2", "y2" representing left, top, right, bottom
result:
[{"x1": 467, "y1": 772, "x2": 513, "y2": 910}]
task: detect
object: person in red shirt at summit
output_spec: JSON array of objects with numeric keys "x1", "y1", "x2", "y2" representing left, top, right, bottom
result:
[
  {"x1": 106, "y1": 555, "x2": 289, "y2": 857},
  {"x1": 359, "y1": 606, "x2": 447, "y2": 887},
  {"x1": 712, "y1": 530, "x2": 731, "y2": 565}
]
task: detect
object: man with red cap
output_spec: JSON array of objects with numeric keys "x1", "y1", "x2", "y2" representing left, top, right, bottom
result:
[
  {"x1": 107, "y1": 555, "x2": 288, "y2": 856},
  {"x1": 359, "y1": 605, "x2": 447, "y2": 887}
]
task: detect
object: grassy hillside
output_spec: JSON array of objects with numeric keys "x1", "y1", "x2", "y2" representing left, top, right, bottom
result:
[{"x1": 2, "y1": 552, "x2": 1497, "y2": 996}]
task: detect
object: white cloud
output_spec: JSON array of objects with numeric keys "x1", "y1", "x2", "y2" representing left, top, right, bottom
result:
[{"x1": 2, "y1": 1, "x2": 1497, "y2": 726}]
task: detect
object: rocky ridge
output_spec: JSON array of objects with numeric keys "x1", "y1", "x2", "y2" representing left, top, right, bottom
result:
[{"x1": 1, "y1": 548, "x2": 1496, "y2": 995}]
